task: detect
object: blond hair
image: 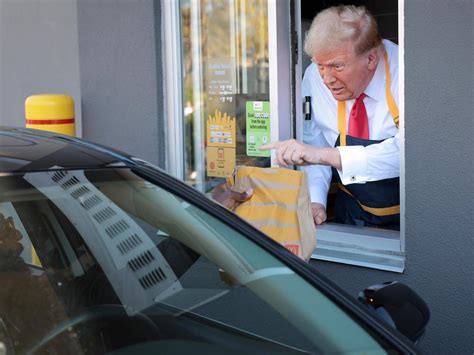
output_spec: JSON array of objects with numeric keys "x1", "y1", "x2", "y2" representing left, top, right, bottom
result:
[{"x1": 304, "y1": 5, "x2": 382, "y2": 57}]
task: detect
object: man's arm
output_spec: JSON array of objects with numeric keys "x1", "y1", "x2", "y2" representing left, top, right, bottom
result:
[
  {"x1": 259, "y1": 139, "x2": 341, "y2": 169},
  {"x1": 300, "y1": 67, "x2": 333, "y2": 224},
  {"x1": 260, "y1": 134, "x2": 400, "y2": 185}
]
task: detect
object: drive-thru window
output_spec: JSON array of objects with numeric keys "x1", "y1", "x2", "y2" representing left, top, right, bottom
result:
[{"x1": 162, "y1": 0, "x2": 405, "y2": 272}]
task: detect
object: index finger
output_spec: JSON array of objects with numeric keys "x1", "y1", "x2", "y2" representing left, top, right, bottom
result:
[{"x1": 259, "y1": 142, "x2": 277, "y2": 151}]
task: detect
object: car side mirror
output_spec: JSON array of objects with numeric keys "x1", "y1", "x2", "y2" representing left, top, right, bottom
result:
[{"x1": 359, "y1": 281, "x2": 430, "y2": 344}]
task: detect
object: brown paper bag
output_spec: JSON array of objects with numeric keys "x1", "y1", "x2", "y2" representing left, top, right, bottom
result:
[{"x1": 228, "y1": 166, "x2": 316, "y2": 260}]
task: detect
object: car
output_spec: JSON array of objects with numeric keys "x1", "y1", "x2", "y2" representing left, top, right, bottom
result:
[{"x1": 0, "y1": 127, "x2": 429, "y2": 354}]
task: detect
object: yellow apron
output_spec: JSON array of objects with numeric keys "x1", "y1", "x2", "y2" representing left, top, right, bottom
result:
[{"x1": 334, "y1": 50, "x2": 400, "y2": 227}]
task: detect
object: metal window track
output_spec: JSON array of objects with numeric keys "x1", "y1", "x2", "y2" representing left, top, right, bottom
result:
[{"x1": 311, "y1": 224, "x2": 405, "y2": 273}]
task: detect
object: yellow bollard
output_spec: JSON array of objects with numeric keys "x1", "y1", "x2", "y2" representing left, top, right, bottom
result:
[
  {"x1": 25, "y1": 94, "x2": 75, "y2": 136},
  {"x1": 24, "y1": 94, "x2": 76, "y2": 267}
]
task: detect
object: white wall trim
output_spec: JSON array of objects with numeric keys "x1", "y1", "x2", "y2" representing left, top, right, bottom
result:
[
  {"x1": 162, "y1": 0, "x2": 184, "y2": 179},
  {"x1": 268, "y1": 0, "x2": 292, "y2": 166}
]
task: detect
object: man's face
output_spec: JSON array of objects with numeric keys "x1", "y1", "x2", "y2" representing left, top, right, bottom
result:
[{"x1": 313, "y1": 42, "x2": 377, "y2": 101}]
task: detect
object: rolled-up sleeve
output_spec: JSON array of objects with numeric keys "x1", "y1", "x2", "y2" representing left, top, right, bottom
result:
[{"x1": 336, "y1": 134, "x2": 400, "y2": 185}]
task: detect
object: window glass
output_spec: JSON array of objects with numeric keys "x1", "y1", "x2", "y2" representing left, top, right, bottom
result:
[
  {"x1": 0, "y1": 169, "x2": 395, "y2": 354},
  {"x1": 180, "y1": 0, "x2": 270, "y2": 192}
]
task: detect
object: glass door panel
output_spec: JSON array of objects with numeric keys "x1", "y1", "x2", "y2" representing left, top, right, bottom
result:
[{"x1": 180, "y1": 0, "x2": 270, "y2": 192}]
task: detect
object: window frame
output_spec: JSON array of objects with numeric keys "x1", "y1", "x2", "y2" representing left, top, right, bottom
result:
[
  {"x1": 162, "y1": 0, "x2": 185, "y2": 180},
  {"x1": 162, "y1": 0, "x2": 406, "y2": 273}
]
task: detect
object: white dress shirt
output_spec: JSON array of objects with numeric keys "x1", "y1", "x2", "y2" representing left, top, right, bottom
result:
[{"x1": 302, "y1": 39, "x2": 399, "y2": 207}]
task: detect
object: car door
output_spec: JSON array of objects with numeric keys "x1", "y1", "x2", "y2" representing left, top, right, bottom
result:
[{"x1": 0, "y1": 166, "x2": 419, "y2": 354}]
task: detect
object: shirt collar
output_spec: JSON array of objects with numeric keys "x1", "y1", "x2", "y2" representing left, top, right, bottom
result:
[{"x1": 363, "y1": 56, "x2": 385, "y2": 102}]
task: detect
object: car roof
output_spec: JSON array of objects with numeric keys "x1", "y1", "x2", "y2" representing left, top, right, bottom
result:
[{"x1": 0, "y1": 127, "x2": 132, "y2": 173}]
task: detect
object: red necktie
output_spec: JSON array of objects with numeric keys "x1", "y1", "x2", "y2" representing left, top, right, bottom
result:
[{"x1": 348, "y1": 93, "x2": 369, "y2": 139}]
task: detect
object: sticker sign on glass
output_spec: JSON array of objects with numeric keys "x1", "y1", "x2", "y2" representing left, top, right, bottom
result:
[
  {"x1": 246, "y1": 101, "x2": 270, "y2": 157},
  {"x1": 206, "y1": 109, "x2": 236, "y2": 177}
]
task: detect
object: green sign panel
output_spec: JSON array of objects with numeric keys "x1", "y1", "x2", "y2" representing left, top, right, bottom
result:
[{"x1": 246, "y1": 101, "x2": 271, "y2": 157}]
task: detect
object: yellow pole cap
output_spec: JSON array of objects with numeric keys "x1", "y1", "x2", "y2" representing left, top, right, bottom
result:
[{"x1": 25, "y1": 94, "x2": 75, "y2": 136}]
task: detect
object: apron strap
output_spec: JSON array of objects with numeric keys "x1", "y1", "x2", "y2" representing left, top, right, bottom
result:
[
  {"x1": 337, "y1": 48, "x2": 399, "y2": 147},
  {"x1": 338, "y1": 101, "x2": 347, "y2": 147},
  {"x1": 338, "y1": 183, "x2": 400, "y2": 216}
]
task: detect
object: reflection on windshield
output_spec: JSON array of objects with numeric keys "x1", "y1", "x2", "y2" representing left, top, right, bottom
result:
[{"x1": 0, "y1": 169, "x2": 388, "y2": 354}]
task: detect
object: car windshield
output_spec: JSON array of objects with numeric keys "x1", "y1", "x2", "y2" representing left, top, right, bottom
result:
[{"x1": 0, "y1": 168, "x2": 395, "y2": 354}]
